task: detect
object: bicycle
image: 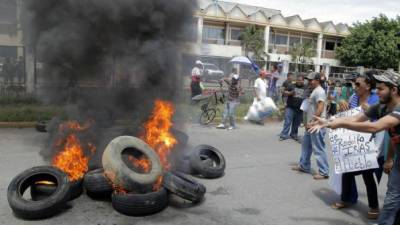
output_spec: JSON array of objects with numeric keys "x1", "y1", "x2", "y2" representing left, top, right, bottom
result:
[{"x1": 192, "y1": 84, "x2": 225, "y2": 125}]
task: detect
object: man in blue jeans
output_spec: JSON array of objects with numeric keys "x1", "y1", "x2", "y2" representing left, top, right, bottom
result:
[
  {"x1": 279, "y1": 74, "x2": 304, "y2": 141},
  {"x1": 309, "y1": 71, "x2": 400, "y2": 225},
  {"x1": 292, "y1": 72, "x2": 329, "y2": 180}
]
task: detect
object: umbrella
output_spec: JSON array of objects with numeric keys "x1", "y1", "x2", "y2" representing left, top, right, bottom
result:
[
  {"x1": 229, "y1": 56, "x2": 259, "y2": 73},
  {"x1": 229, "y1": 56, "x2": 252, "y2": 65}
]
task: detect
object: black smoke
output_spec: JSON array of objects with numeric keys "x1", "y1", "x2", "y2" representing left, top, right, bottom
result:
[{"x1": 23, "y1": 0, "x2": 196, "y2": 164}]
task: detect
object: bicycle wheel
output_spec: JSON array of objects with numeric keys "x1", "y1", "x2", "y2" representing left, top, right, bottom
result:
[{"x1": 199, "y1": 109, "x2": 216, "y2": 125}]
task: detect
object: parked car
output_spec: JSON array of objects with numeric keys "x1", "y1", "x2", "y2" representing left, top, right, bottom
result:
[{"x1": 202, "y1": 63, "x2": 224, "y2": 81}]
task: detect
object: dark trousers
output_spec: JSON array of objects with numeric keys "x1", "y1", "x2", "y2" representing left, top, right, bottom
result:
[{"x1": 341, "y1": 169, "x2": 378, "y2": 209}]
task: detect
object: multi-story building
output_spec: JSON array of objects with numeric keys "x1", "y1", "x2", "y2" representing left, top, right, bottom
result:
[
  {"x1": 0, "y1": 0, "x2": 23, "y2": 60},
  {"x1": 185, "y1": 0, "x2": 351, "y2": 75}
]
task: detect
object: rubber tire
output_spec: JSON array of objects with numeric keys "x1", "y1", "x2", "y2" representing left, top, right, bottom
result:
[
  {"x1": 102, "y1": 136, "x2": 162, "y2": 193},
  {"x1": 190, "y1": 145, "x2": 226, "y2": 179},
  {"x1": 83, "y1": 168, "x2": 113, "y2": 198},
  {"x1": 7, "y1": 166, "x2": 71, "y2": 220},
  {"x1": 31, "y1": 179, "x2": 83, "y2": 201},
  {"x1": 162, "y1": 171, "x2": 206, "y2": 203},
  {"x1": 35, "y1": 121, "x2": 47, "y2": 133},
  {"x1": 199, "y1": 109, "x2": 216, "y2": 125},
  {"x1": 111, "y1": 188, "x2": 169, "y2": 216},
  {"x1": 170, "y1": 128, "x2": 189, "y2": 151},
  {"x1": 68, "y1": 180, "x2": 83, "y2": 200},
  {"x1": 173, "y1": 157, "x2": 196, "y2": 175}
]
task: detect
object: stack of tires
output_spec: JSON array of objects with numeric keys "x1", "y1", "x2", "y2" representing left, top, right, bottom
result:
[
  {"x1": 102, "y1": 136, "x2": 206, "y2": 216},
  {"x1": 7, "y1": 134, "x2": 212, "y2": 220}
]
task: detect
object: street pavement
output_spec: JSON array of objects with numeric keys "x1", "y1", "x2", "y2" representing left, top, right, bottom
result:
[{"x1": 0, "y1": 123, "x2": 386, "y2": 225}]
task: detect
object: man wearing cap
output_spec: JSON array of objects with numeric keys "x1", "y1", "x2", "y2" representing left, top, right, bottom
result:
[
  {"x1": 292, "y1": 72, "x2": 330, "y2": 180},
  {"x1": 309, "y1": 71, "x2": 400, "y2": 225},
  {"x1": 190, "y1": 60, "x2": 203, "y2": 98}
]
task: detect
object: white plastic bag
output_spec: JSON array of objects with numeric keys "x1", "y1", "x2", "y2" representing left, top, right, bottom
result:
[{"x1": 245, "y1": 97, "x2": 277, "y2": 122}]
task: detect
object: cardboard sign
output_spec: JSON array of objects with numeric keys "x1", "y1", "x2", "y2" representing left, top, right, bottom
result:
[{"x1": 328, "y1": 107, "x2": 379, "y2": 174}]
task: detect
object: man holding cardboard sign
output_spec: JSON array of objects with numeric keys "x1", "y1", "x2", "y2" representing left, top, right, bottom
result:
[{"x1": 309, "y1": 71, "x2": 400, "y2": 225}]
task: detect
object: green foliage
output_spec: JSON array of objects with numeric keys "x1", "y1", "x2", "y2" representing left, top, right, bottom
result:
[
  {"x1": 0, "y1": 95, "x2": 39, "y2": 106},
  {"x1": 289, "y1": 42, "x2": 316, "y2": 72},
  {"x1": 0, "y1": 106, "x2": 63, "y2": 122},
  {"x1": 240, "y1": 25, "x2": 266, "y2": 60},
  {"x1": 336, "y1": 14, "x2": 400, "y2": 69}
]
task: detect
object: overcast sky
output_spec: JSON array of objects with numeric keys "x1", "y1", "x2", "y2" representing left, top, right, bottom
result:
[{"x1": 228, "y1": 0, "x2": 400, "y2": 25}]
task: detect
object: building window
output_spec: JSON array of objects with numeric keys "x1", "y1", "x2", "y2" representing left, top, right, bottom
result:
[
  {"x1": 289, "y1": 36, "x2": 301, "y2": 46},
  {"x1": 325, "y1": 41, "x2": 336, "y2": 51},
  {"x1": 229, "y1": 27, "x2": 243, "y2": 46},
  {"x1": 202, "y1": 25, "x2": 225, "y2": 45},
  {"x1": 0, "y1": 45, "x2": 17, "y2": 58},
  {"x1": 275, "y1": 34, "x2": 288, "y2": 45}
]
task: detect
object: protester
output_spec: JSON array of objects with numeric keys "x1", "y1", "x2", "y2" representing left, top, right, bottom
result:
[
  {"x1": 243, "y1": 70, "x2": 269, "y2": 124},
  {"x1": 327, "y1": 80, "x2": 338, "y2": 117},
  {"x1": 281, "y1": 72, "x2": 294, "y2": 105},
  {"x1": 190, "y1": 60, "x2": 203, "y2": 98},
  {"x1": 217, "y1": 68, "x2": 241, "y2": 130},
  {"x1": 292, "y1": 72, "x2": 329, "y2": 180},
  {"x1": 338, "y1": 72, "x2": 358, "y2": 111},
  {"x1": 268, "y1": 64, "x2": 283, "y2": 103},
  {"x1": 309, "y1": 71, "x2": 400, "y2": 225},
  {"x1": 330, "y1": 72, "x2": 382, "y2": 220},
  {"x1": 279, "y1": 74, "x2": 304, "y2": 142}
]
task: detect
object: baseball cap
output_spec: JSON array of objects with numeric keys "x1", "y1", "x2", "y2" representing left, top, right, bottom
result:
[
  {"x1": 373, "y1": 70, "x2": 400, "y2": 87},
  {"x1": 305, "y1": 72, "x2": 320, "y2": 80}
]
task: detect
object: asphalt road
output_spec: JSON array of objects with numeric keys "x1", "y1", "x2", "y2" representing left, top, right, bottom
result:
[{"x1": 0, "y1": 123, "x2": 386, "y2": 225}]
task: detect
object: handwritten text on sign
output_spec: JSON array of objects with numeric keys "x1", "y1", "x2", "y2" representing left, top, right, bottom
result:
[{"x1": 328, "y1": 107, "x2": 379, "y2": 174}]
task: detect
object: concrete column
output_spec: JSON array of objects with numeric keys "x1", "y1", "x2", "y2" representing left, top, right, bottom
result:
[
  {"x1": 264, "y1": 25, "x2": 270, "y2": 60},
  {"x1": 225, "y1": 22, "x2": 230, "y2": 45},
  {"x1": 25, "y1": 49, "x2": 35, "y2": 93},
  {"x1": 315, "y1": 33, "x2": 323, "y2": 72},
  {"x1": 197, "y1": 17, "x2": 203, "y2": 44}
]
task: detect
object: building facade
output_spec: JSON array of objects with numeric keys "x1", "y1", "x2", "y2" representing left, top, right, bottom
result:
[{"x1": 186, "y1": 0, "x2": 351, "y2": 75}]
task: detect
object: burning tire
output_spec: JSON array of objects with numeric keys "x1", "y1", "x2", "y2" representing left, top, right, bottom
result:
[
  {"x1": 31, "y1": 179, "x2": 83, "y2": 201},
  {"x1": 7, "y1": 166, "x2": 71, "y2": 219},
  {"x1": 170, "y1": 128, "x2": 188, "y2": 151},
  {"x1": 190, "y1": 145, "x2": 226, "y2": 179},
  {"x1": 162, "y1": 171, "x2": 206, "y2": 203},
  {"x1": 111, "y1": 188, "x2": 169, "y2": 216},
  {"x1": 102, "y1": 136, "x2": 162, "y2": 193},
  {"x1": 83, "y1": 168, "x2": 113, "y2": 198}
]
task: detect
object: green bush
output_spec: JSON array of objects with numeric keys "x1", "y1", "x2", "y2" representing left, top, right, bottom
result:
[
  {"x1": 0, "y1": 95, "x2": 40, "y2": 106},
  {"x1": 0, "y1": 106, "x2": 63, "y2": 122}
]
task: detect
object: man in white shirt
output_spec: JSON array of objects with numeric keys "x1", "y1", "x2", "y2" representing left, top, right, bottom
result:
[
  {"x1": 191, "y1": 60, "x2": 203, "y2": 98},
  {"x1": 254, "y1": 70, "x2": 269, "y2": 101}
]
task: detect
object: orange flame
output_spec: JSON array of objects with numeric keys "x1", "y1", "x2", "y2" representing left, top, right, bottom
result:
[
  {"x1": 140, "y1": 100, "x2": 177, "y2": 170},
  {"x1": 128, "y1": 155, "x2": 151, "y2": 173},
  {"x1": 52, "y1": 120, "x2": 95, "y2": 181},
  {"x1": 152, "y1": 175, "x2": 163, "y2": 191},
  {"x1": 35, "y1": 181, "x2": 55, "y2": 185}
]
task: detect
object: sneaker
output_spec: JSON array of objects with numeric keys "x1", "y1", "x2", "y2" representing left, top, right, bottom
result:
[
  {"x1": 216, "y1": 124, "x2": 225, "y2": 129},
  {"x1": 313, "y1": 174, "x2": 329, "y2": 180},
  {"x1": 290, "y1": 135, "x2": 299, "y2": 141},
  {"x1": 228, "y1": 126, "x2": 235, "y2": 130}
]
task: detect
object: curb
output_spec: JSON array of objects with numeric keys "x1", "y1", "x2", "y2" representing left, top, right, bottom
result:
[{"x1": 0, "y1": 122, "x2": 36, "y2": 128}]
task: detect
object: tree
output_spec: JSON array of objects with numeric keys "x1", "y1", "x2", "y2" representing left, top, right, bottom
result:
[
  {"x1": 289, "y1": 42, "x2": 316, "y2": 72},
  {"x1": 240, "y1": 25, "x2": 265, "y2": 60},
  {"x1": 336, "y1": 14, "x2": 400, "y2": 70}
]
